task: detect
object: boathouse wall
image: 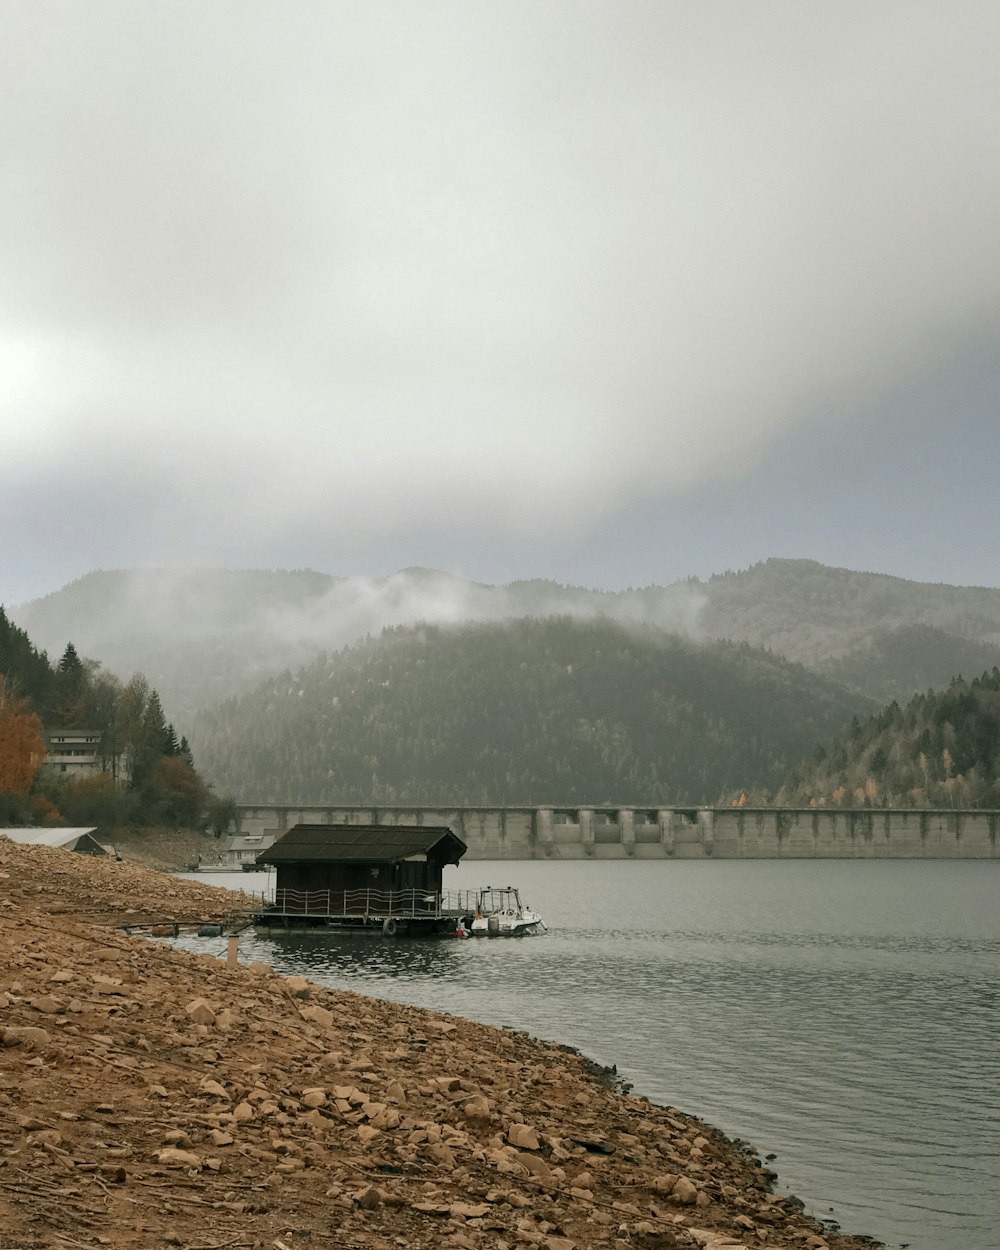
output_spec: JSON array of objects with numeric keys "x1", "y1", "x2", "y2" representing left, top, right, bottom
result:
[{"x1": 234, "y1": 804, "x2": 1000, "y2": 859}]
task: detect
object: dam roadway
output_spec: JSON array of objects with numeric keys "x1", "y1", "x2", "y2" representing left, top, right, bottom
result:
[{"x1": 234, "y1": 804, "x2": 1000, "y2": 859}]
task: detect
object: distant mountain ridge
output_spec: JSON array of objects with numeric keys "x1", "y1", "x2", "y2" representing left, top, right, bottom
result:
[{"x1": 9, "y1": 559, "x2": 1000, "y2": 722}]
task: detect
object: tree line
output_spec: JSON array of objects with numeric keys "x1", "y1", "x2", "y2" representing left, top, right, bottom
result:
[
  {"x1": 0, "y1": 606, "x2": 229, "y2": 830},
  {"x1": 771, "y1": 667, "x2": 1000, "y2": 809}
]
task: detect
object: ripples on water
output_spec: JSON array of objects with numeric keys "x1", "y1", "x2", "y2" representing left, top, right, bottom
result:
[{"x1": 175, "y1": 859, "x2": 1000, "y2": 1250}]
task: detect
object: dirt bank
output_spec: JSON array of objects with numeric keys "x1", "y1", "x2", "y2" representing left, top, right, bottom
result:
[
  {"x1": 0, "y1": 839, "x2": 880, "y2": 1250},
  {"x1": 105, "y1": 826, "x2": 223, "y2": 873}
]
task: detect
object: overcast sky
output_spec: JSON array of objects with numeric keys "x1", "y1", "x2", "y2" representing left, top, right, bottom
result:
[{"x1": 3, "y1": 1, "x2": 999, "y2": 606}]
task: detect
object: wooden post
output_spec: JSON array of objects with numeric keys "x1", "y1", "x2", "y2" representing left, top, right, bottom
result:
[{"x1": 227, "y1": 936, "x2": 238, "y2": 968}]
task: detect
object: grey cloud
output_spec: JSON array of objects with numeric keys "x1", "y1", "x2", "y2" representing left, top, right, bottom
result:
[{"x1": 2, "y1": 1, "x2": 1000, "y2": 595}]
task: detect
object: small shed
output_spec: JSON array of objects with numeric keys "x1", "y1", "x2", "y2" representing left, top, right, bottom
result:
[
  {"x1": 0, "y1": 827, "x2": 109, "y2": 856},
  {"x1": 256, "y1": 823, "x2": 467, "y2": 913}
]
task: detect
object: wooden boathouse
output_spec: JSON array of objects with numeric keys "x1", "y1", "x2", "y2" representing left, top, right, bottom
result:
[{"x1": 252, "y1": 823, "x2": 473, "y2": 934}]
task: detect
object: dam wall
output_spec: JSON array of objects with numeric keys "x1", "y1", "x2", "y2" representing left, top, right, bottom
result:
[{"x1": 235, "y1": 803, "x2": 1000, "y2": 860}]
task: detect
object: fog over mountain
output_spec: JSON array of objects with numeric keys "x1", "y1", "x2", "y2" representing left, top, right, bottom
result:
[
  {"x1": 11, "y1": 560, "x2": 1000, "y2": 726},
  {"x1": 9, "y1": 567, "x2": 707, "y2": 721}
]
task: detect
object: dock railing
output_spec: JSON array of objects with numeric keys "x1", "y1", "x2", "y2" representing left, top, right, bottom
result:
[{"x1": 252, "y1": 886, "x2": 481, "y2": 920}]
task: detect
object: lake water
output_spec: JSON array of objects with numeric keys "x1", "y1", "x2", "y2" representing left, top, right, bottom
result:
[{"x1": 175, "y1": 859, "x2": 1000, "y2": 1250}]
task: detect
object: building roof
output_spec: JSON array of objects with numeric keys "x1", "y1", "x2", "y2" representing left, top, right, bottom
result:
[
  {"x1": 0, "y1": 827, "x2": 106, "y2": 852},
  {"x1": 221, "y1": 835, "x2": 275, "y2": 852},
  {"x1": 258, "y1": 824, "x2": 467, "y2": 866}
]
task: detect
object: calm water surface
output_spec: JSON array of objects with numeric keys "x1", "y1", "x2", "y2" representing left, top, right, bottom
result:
[{"x1": 176, "y1": 860, "x2": 1000, "y2": 1250}]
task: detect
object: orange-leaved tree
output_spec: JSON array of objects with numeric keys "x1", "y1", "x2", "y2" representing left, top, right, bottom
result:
[{"x1": 0, "y1": 675, "x2": 47, "y2": 795}]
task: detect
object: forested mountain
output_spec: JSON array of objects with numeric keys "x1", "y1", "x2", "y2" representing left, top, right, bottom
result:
[
  {"x1": 815, "y1": 624, "x2": 1000, "y2": 705},
  {"x1": 776, "y1": 668, "x2": 1000, "y2": 810},
  {"x1": 192, "y1": 617, "x2": 871, "y2": 806},
  {"x1": 11, "y1": 561, "x2": 1000, "y2": 721},
  {"x1": 702, "y1": 560, "x2": 1000, "y2": 698}
]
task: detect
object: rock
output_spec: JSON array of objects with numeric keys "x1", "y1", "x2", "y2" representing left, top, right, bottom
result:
[
  {"x1": 507, "y1": 1122, "x2": 541, "y2": 1150},
  {"x1": 652, "y1": 1173, "x2": 680, "y2": 1193},
  {"x1": 157, "y1": 1147, "x2": 201, "y2": 1169},
  {"x1": 671, "y1": 1176, "x2": 699, "y2": 1205},
  {"x1": 285, "y1": 976, "x2": 311, "y2": 998},
  {"x1": 354, "y1": 1184, "x2": 382, "y2": 1210},
  {"x1": 426, "y1": 1140, "x2": 456, "y2": 1168},
  {"x1": 185, "y1": 998, "x2": 216, "y2": 1026},
  {"x1": 491, "y1": 1153, "x2": 528, "y2": 1176},
  {"x1": 450, "y1": 1202, "x2": 490, "y2": 1219},
  {"x1": 198, "y1": 1078, "x2": 230, "y2": 1099},
  {"x1": 463, "y1": 1094, "x2": 492, "y2": 1125},
  {"x1": 301, "y1": 1004, "x2": 334, "y2": 1029},
  {"x1": 300, "y1": 1088, "x2": 326, "y2": 1108},
  {"x1": 518, "y1": 1151, "x2": 555, "y2": 1182},
  {"x1": 2, "y1": 1025, "x2": 51, "y2": 1049},
  {"x1": 93, "y1": 975, "x2": 127, "y2": 995}
]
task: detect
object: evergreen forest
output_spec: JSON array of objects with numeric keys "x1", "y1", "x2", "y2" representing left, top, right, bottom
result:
[
  {"x1": 192, "y1": 616, "x2": 871, "y2": 806},
  {"x1": 775, "y1": 668, "x2": 1000, "y2": 809},
  {"x1": 0, "y1": 606, "x2": 219, "y2": 829}
]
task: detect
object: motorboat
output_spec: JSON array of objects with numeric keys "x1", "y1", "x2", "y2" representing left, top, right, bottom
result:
[{"x1": 466, "y1": 885, "x2": 546, "y2": 937}]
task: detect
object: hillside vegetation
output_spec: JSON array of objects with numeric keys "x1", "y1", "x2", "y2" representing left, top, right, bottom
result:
[
  {"x1": 0, "y1": 606, "x2": 218, "y2": 830},
  {"x1": 776, "y1": 668, "x2": 1000, "y2": 809},
  {"x1": 192, "y1": 616, "x2": 870, "y2": 806},
  {"x1": 12, "y1": 560, "x2": 1000, "y2": 720},
  {"x1": 703, "y1": 560, "x2": 1000, "y2": 701}
]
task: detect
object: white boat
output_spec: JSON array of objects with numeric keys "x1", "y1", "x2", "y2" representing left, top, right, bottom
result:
[{"x1": 466, "y1": 885, "x2": 546, "y2": 937}]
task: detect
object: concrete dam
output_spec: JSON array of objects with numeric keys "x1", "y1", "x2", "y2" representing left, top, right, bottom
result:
[{"x1": 235, "y1": 804, "x2": 1000, "y2": 859}]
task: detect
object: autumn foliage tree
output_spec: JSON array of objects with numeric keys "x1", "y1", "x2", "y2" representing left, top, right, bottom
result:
[
  {"x1": 0, "y1": 676, "x2": 47, "y2": 803},
  {"x1": 773, "y1": 668, "x2": 1000, "y2": 809}
]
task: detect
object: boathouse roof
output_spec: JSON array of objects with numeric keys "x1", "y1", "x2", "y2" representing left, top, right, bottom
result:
[{"x1": 257, "y1": 823, "x2": 467, "y2": 867}]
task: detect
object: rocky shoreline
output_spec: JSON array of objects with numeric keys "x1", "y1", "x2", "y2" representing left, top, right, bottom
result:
[{"x1": 0, "y1": 839, "x2": 882, "y2": 1250}]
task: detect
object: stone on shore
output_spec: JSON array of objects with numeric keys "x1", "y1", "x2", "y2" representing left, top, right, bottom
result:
[{"x1": 0, "y1": 837, "x2": 875, "y2": 1250}]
